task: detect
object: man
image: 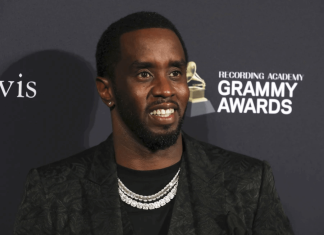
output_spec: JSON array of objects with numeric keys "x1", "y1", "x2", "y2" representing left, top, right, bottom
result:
[{"x1": 14, "y1": 12, "x2": 294, "y2": 235}]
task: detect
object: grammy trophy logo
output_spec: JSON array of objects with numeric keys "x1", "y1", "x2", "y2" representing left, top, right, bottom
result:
[{"x1": 186, "y1": 61, "x2": 215, "y2": 117}]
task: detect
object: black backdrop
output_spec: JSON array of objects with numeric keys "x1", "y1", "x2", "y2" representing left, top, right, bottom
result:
[{"x1": 1, "y1": 1, "x2": 323, "y2": 234}]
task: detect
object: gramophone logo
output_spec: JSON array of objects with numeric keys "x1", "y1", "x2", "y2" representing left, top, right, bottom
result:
[
  {"x1": 186, "y1": 61, "x2": 215, "y2": 117},
  {"x1": 0, "y1": 73, "x2": 36, "y2": 98}
]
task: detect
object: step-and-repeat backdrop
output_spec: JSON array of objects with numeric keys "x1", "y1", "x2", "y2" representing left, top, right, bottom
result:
[{"x1": 1, "y1": 1, "x2": 323, "y2": 234}]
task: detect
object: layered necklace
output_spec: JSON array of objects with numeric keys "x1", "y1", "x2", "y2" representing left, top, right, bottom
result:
[{"x1": 118, "y1": 168, "x2": 180, "y2": 210}]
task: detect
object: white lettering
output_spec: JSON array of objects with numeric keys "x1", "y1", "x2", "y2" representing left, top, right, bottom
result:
[
  {"x1": 257, "y1": 99, "x2": 268, "y2": 114},
  {"x1": 26, "y1": 81, "x2": 37, "y2": 98},
  {"x1": 17, "y1": 81, "x2": 24, "y2": 98},
  {"x1": 269, "y1": 99, "x2": 280, "y2": 114},
  {"x1": 286, "y1": 83, "x2": 298, "y2": 97},
  {"x1": 218, "y1": 80, "x2": 230, "y2": 96},
  {"x1": 271, "y1": 82, "x2": 285, "y2": 97},
  {"x1": 0, "y1": 81, "x2": 14, "y2": 97},
  {"x1": 242, "y1": 81, "x2": 255, "y2": 96},
  {"x1": 231, "y1": 81, "x2": 243, "y2": 96},
  {"x1": 217, "y1": 97, "x2": 230, "y2": 113},
  {"x1": 229, "y1": 98, "x2": 245, "y2": 113},
  {"x1": 243, "y1": 98, "x2": 256, "y2": 113},
  {"x1": 281, "y1": 99, "x2": 292, "y2": 114},
  {"x1": 255, "y1": 82, "x2": 269, "y2": 97}
]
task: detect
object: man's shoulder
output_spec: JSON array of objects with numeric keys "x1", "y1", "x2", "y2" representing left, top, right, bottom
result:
[
  {"x1": 35, "y1": 141, "x2": 104, "y2": 184},
  {"x1": 184, "y1": 133, "x2": 265, "y2": 174}
]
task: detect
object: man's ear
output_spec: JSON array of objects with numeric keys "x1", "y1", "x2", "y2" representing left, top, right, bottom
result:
[{"x1": 96, "y1": 76, "x2": 115, "y2": 108}]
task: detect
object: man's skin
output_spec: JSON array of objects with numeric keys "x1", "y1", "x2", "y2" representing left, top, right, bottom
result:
[{"x1": 96, "y1": 28, "x2": 190, "y2": 170}]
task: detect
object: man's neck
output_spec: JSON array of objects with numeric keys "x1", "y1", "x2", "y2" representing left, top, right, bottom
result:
[{"x1": 113, "y1": 131, "x2": 183, "y2": 171}]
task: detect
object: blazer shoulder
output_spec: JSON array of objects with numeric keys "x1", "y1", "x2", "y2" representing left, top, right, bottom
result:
[
  {"x1": 35, "y1": 141, "x2": 104, "y2": 185},
  {"x1": 185, "y1": 133, "x2": 265, "y2": 173},
  {"x1": 188, "y1": 136, "x2": 269, "y2": 196}
]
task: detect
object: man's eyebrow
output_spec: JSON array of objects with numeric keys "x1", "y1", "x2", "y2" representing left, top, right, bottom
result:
[
  {"x1": 130, "y1": 61, "x2": 154, "y2": 69},
  {"x1": 169, "y1": 60, "x2": 187, "y2": 68}
]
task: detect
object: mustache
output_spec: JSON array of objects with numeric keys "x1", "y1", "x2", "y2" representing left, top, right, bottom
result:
[{"x1": 146, "y1": 98, "x2": 180, "y2": 111}]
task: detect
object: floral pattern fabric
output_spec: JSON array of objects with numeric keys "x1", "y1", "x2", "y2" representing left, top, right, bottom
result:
[{"x1": 14, "y1": 133, "x2": 294, "y2": 235}]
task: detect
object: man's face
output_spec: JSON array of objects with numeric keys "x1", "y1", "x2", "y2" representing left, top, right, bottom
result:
[{"x1": 112, "y1": 28, "x2": 189, "y2": 151}]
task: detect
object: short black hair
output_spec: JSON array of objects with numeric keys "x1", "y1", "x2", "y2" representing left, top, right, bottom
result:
[{"x1": 95, "y1": 11, "x2": 188, "y2": 80}]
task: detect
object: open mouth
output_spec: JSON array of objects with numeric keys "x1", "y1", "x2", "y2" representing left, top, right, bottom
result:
[{"x1": 150, "y1": 108, "x2": 175, "y2": 117}]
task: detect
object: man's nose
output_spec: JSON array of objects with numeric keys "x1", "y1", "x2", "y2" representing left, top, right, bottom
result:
[{"x1": 151, "y1": 74, "x2": 174, "y2": 98}]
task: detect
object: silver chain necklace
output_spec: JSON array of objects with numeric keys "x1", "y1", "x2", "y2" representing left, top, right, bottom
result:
[{"x1": 118, "y1": 168, "x2": 180, "y2": 210}]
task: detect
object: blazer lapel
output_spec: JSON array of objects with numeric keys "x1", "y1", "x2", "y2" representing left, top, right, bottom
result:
[
  {"x1": 75, "y1": 133, "x2": 234, "y2": 235},
  {"x1": 79, "y1": 135, "x2": 134, "y2": 235},
  {"x1": 168, "y1": 155, "x2": 196, "y2": 235},
  {"x1": 168, "y1": 133, "x2": 228, "y2": 235}
]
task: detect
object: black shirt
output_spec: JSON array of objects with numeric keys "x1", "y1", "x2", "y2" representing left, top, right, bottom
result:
[{"x1": 117, "y1": 159, "x2": 181, "y2": 235}]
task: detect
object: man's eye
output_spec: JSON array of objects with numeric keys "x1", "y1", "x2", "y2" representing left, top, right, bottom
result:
[
  {"x1": 170, "y1": 71, "x2": 181, "y2": 77},
  {"x1": 138, "y1": 71, "x2": 151, "y2": 78}
]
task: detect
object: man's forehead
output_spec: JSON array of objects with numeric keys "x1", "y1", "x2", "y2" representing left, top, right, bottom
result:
[
  {"x1": 120, "y1": 28, "x2": 178, "y2": 42},
  {"x1": 119, "y1": 28, "x2": 185, "y2": 62},
  {"x1": 129, "y1": 60, "x2": 187, "y2": 69}
]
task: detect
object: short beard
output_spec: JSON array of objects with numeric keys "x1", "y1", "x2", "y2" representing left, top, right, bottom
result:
[{"x1": 112, "y1": 84, "x2": 185, "y2": 152}]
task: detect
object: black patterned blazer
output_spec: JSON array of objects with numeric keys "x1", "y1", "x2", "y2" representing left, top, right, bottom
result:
[{"x1": 14, "y1": 133, "x2": 294, "y2": 235}]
